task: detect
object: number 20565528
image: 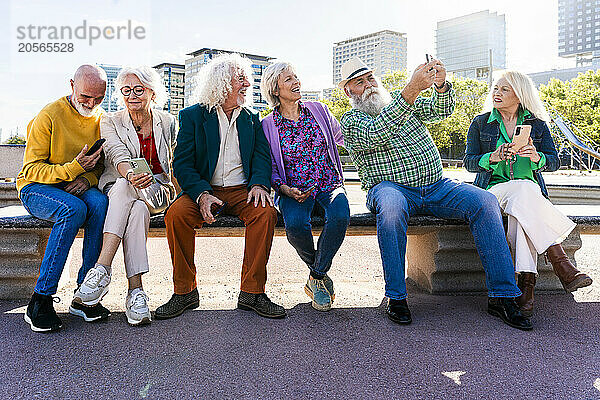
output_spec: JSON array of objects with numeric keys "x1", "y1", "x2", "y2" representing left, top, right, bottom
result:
[{"x1": 18, "y1": 42, "x2": 74, "y2": 52}]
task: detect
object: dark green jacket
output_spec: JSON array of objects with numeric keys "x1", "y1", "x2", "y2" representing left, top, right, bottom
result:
[{"x1": 173, "y1": 104, "x2": 272, "y2": 202}]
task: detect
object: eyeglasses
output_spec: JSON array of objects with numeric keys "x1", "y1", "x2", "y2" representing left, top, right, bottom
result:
[{"x1": 120, "y1": 85, "x2": 146, "y2": 97}]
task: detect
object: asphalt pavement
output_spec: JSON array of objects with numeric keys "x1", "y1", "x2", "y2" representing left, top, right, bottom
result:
[{"x1": 1, "y1": 169, "x2": 600, "y2": 399}]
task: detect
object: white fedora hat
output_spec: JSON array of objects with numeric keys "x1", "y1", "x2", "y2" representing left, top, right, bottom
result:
[{"x1": 338, "y1": 57, "x2": 374, "y2": 88}]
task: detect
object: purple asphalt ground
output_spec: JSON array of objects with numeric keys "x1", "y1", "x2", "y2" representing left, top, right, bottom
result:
[{"x1": 1, "y1": 291, "x2": 599, "y2": 400}]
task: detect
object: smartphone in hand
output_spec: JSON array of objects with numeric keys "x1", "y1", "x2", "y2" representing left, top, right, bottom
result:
[
  {"x1": 211, "y1": 201, "x2": 228, "y2": 217},
  {"x1": 426, "y1": 54, "x2": 434, "y2": 71},
  {"x1": 85, "y1": 138, "x2": 106, "y2": 156},
  {"x1": 301, "y1": 185, "x2": 316, "y2": 195},
  {"x1": 512, "y1": 125, "x2": 532, "y2": 151}
]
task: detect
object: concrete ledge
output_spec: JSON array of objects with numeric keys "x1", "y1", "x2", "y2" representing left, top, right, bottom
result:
[{"x1": 2, "y1": 204, "x2": 598, "y2": 299}]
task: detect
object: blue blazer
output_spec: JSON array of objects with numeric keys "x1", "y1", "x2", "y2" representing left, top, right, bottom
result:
[
  {"x1": 173, "y1": 104, "x2": 272, "y2": 202},
  {"x1": 463, "y1": 111, "x2": 560, "y2": 198}
]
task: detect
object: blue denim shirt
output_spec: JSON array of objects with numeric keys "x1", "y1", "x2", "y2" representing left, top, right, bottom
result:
[{"x1": 463, "y1": 111, "x2": 560, "y2": 198}]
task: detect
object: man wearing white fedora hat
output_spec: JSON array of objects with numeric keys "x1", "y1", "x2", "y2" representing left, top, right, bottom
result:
[{"x1": 339, "y1": 56, "x2": 532, "y2": 331}]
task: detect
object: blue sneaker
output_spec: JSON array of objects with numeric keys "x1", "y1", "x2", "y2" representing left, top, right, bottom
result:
[{"x1": 304, "y1": 276, "x2": 332, "y2": 312}]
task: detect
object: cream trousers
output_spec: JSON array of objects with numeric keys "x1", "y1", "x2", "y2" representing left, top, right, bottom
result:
[
  {"x1": 103, "y1": 178, "x2": 150, "y2": 278},
  {"x1": 488, "y1": 180, "x2": 576, "y2": 273}
]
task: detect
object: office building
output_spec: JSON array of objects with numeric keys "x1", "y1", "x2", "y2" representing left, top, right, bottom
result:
[
  {"x1": 332, "y1": 30, "x2": 407, "y2": 86},
  {"x1": 528, "y1": 64, "x2": 600, "y2": 87},
  {"x1": 558, "y1": 0, "x2": 600, "y2": 66},
  {"x1": 154, "y1": 63, "x2": 185, "y2": 116},
  {"x1": 97, "y1": 64, "x2": 122, "y2": 112},
  {"x1": 322, "y1": 87, "x2": 336, "y2": 101},
  {"x1": 184, "y1": 48, "x2": 273, "y2": 110},
  {"x1": 301, "y1": 90, "x2": 320, "y2": 102},
  {"x1": 435, "y1": 10, "x2": 506, "y2": 81}
]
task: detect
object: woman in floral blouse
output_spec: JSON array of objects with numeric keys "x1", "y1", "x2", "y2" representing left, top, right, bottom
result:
[{"x1": 261, "y1": 62, "x2": 350, "y2": 312}]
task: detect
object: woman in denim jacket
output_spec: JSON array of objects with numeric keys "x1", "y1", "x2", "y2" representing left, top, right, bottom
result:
[{"x1": 464, "y1": 71, "x2": 592, "y2": 317}]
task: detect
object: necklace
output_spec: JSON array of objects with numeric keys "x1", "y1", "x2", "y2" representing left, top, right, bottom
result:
[{"x1": 130, "y1": 111, "x2": 151, "y2": 133}]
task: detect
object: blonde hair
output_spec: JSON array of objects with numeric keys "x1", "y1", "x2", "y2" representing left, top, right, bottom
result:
[{"x1": 486, "y1": 70, "x2": 550, "y2": 122}]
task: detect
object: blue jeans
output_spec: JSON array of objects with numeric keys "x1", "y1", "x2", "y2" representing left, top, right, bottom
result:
[
  {"x1": 19, "y1": 183, "x2": 108, "y2": 296},
  {"x1": 366, "y1": 178, "x2": 521, "y2": 300},
  {"x1": 279, "y1": 187, "x2": 350, "y2": 277}
]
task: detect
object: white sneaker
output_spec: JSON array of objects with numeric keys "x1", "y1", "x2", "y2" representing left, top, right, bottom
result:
[
  {"x1": 73, "y1": 264, "x2": 111, "y2": 306},
  {"x1": 126, "y1": 288, "x2": 151, "y2": 326}
]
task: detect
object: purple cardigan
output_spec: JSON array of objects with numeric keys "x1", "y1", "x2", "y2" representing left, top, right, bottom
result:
[{"x1": 261, "y1": 101, "x2": 344, "y2": 195}]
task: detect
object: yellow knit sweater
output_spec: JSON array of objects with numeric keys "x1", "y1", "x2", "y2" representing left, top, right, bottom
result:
[{"x1": 17, "y1": 96, "x2": 104, "y2": 193}]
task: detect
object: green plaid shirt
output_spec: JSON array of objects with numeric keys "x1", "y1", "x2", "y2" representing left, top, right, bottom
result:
[{"x1": 341, "y1": 84, "x2": 455, "y2": 191}]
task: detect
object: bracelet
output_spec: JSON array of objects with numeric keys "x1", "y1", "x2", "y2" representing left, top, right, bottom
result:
[{"x1": 125, "y1": 169, "x2": 134, "y2": 182}]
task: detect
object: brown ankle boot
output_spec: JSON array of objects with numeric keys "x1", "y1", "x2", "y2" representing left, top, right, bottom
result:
[
  {"x1": 516, "y1": 272, "x2": 536, "y2": 318},
  {"x1": 546, "y1": 244, "x2": 593, "y2": 292}
]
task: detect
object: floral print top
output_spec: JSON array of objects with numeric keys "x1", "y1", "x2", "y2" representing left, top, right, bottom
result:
[{"x1": 272, "y1": 103, "x2": 342, "y2": 197}]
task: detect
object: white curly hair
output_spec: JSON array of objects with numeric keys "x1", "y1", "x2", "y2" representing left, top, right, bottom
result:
[
  {"x1": 190, "y1": 53, "x2": 253, "y2": 111},
  {"x1": 113, "y1": 65, "x2": 169, "y2": 109}
]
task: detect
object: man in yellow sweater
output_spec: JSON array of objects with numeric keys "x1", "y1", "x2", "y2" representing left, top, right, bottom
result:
[{"x1": 18, "y1": 65, "x2": 110, "y2": 332}]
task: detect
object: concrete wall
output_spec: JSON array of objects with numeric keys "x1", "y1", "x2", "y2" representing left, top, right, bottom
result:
[{"x1": 0, "y1": 145, "x2": 24, "y2": 179}]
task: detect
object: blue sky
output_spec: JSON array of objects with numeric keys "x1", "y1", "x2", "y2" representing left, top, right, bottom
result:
[{"x1": 0, "y1": 0, "x2": 571, "y2": 141}]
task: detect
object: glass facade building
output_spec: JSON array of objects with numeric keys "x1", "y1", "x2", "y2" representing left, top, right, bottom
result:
[
  {"x1": 332, "y1": 30, "x2": 407, "y2": 86},
  {"x1": 435, "y1": 10, "x2": 506, "y2": 81},
  {"x1": 184, "y1": 48, "x2": 272, "y2": 111},
  {"x1": 558, "y1": 0, "x2": 600, "y2": 65},
  {"x1": 97, "y1": 64, "x2": 122, "y2": 112},
  {"x1": 154, "y1": 63, "x2": 185, "y2": 116}
]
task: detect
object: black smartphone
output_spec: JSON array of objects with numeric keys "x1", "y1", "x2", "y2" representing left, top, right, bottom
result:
[
  {"x1": 211, "y1": 201, "x2": 228, "y2": 217},
  {"x1": 85, "y1": 138, "x2": 106, "y2": 156}
]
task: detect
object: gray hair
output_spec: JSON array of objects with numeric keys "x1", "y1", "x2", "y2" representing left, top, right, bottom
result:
[
  {"x1": 486, "y1": 70, "x2": 550, "y2": 122},
  {"x1": 114, "y1": 65, "x2": 169, "y2": 108},
  {"x1": 260, "y1": 62, "x2": 296, "y2": 108},
  {"x1": 190, "y1": 53, "x2": 253, "y2": 111}
]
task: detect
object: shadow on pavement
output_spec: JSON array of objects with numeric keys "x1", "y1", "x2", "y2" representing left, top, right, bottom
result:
[{"x1": 1, "y1": 294, "x2": 599, "y2": 400}]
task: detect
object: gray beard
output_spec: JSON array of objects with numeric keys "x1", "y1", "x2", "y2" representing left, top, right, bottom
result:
[
  {"x1": 350, "y1": 87, "x2": 392, "y2": 117},
  {"x1": 71, "y1": 96, "x2": 98, "y2": 117}
]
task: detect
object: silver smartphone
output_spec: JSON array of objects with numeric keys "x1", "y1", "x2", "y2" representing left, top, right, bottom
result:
[{"x1": 129, "y1": 158, "x2": 156, "y2": 183}]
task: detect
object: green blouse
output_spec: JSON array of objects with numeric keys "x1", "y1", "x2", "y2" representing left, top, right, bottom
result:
[{"x1": 478, "y1": 108, "x2": 546, "y2": 188}]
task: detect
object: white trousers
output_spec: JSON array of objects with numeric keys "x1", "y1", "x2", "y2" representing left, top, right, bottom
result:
[
  {"x1": 103, "y1": 178, "x2": 150, "y2": 278},
  {"x1": 488, "y1": 180, "x2": 576, "y2": 273}
]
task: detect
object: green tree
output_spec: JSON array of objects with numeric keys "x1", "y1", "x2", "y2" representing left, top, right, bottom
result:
[
  {"x1": 260, "y1": 107, "x2": 273, "y2": 118},
  {"x1": 540, "y1": 69, "x2": 600, "y2": 142},
  {"x1": 321, "y1": 88, "x2": 351, "y2": 121},
  {"x1": 4, "y1": 135, "x2": 26, "y2": 144},
  {"x1": 427, "y1": 76, "x2": 489, "y2": 158}
]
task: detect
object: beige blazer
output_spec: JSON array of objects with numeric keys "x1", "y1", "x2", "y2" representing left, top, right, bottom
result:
[{"x1": 99, "y1": 108, "x2": 177, "y2": 192}]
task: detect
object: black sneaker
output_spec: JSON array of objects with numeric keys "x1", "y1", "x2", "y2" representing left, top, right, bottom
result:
[
  {"x1": 237, "y1": 291, "x2": 286, "y2": 319},
  {"x1": 24, "y1": 292, "x2": 62, "y2": 333},
  {"x1": 69, "y1": 300, "x2": 111, "y2": 322},
  {"x1": 488, "y1": 297, "x2": 533, "y2": 331},
  {"x1": 155, "y1": 288, "x2": 199, "y2": 320}
]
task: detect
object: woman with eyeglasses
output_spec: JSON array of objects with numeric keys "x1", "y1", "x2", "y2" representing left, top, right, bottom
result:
[{"x1": 72, "y1": 66, "x2": 177, "y2": 326}]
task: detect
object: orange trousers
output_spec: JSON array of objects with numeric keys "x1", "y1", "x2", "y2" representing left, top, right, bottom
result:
[{"x1": 164, "y1": 185, "x2": 277, "y2": 295}]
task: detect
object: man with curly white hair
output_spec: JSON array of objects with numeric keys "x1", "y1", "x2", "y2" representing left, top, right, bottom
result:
[{"x1": 156, "y1": 53, "x2": 286, "y2": 320}]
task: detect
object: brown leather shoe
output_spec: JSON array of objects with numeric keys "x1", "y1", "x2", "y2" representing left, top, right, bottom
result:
[
  {"x1": 516, "y1": 272, "x2": 536, "y2": 318},
  {"x1": 546, "y1": 244, "x2": 593, "y2": 292}
]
